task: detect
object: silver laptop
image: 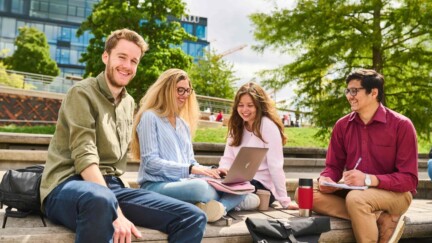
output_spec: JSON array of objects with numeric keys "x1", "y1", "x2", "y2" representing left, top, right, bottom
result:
[{"x1": 220, "y1": 147, "x2": 268, "y2": 184}]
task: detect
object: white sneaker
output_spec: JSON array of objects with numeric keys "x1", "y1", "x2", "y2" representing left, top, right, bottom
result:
[
  {"x1": 195, "y1": 200, "x2": 225, "y2": 222},
  {"x1": 236, "y1": 193, "x2": 260, "y2": 211}
]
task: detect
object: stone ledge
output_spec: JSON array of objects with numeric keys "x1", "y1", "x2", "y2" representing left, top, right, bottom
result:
[
  {"x1": 0, "y1": 149, "x2": 428, "y2": 172},
  {"x1": 1, "y1": 200, "x2": 431, "y2": 242}
]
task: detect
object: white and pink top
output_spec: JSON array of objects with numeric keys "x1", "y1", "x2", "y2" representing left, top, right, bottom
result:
[{"x1": 219, "y1": 116, "x2": 292, "y2": 208}]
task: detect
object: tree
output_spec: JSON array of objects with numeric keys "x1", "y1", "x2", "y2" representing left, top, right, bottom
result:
[
  {"x1": 250, "y1": 0, "x2": 432, "y2": 139},
  {"x1": 188, "y1": 49, "x2": 238, "y2": 99},
  {"x1": 0, "y1": 63, "x2": 32, "y2": 89},
  {"x1": 77, "y1": 0, "x2": 195, "y2": 102},
  {"x1": 4, "y1": 27, "x2": 60, "y2": 77}
]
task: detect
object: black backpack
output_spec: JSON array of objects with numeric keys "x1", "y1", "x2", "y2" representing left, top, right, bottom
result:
[{"x1": 0, "y1": 165, "x2": 46, "y2": 228}]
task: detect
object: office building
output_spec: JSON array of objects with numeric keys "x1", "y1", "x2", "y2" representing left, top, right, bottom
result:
[{"x1": 0, "y1": 0, "x2": 208, "y2": 78}]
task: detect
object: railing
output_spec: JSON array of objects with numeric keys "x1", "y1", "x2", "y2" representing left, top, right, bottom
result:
[
  {"x1": 0, "y1": 68, "x2": 310, "y2": 124},
  {"x1": 0, "y1": 68, "x2": 80, "y2": 93},
  {"x1": 196, "y1": 95, "x2": 233, "y2": 114}
]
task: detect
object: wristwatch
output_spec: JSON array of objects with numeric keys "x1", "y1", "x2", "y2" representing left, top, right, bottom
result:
[{"x1": 364, "y1": 174, "x2": 372, "y2": 186}]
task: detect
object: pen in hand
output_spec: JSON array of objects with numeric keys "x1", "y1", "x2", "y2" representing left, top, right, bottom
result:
[{"x1": 353, "y1": 157, "x2": 362, "y2": 170}]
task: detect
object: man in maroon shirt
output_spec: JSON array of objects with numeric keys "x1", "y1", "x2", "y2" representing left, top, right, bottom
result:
[{"x1": 309, "y1": 69, "x2": 418, "y2": 243}]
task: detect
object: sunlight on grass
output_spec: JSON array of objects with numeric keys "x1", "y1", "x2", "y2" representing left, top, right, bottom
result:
[
  {"x1": 194, "y1": 126, "x2": 328, "y2": 148},
  {"x1": 0, "y1": 124, "x2": 56, "y2": 134}
]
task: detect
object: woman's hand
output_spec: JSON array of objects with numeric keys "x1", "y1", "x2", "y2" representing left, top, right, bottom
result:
[
  {"x1": 287, "y1": 201, "x2": 299, "y2": 210},
  {"x1": 191, "y1": 166, "x2": 222, "y2": 178}
]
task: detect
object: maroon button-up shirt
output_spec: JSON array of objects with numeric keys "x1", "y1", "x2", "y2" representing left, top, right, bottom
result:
[{"x1": 321, "y1": 104, "x2": 418, "y2": 194}]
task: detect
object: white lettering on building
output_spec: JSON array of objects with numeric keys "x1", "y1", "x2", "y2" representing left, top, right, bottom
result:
[{"x1": 181, "y1": 15, "x2": 200, "y2": 23}]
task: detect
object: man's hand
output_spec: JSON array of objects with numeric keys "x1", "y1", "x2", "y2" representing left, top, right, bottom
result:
[
  {"x1": 191, "y1": 166, "x2": 222, "y2": 178},
  {"x1": 342, "y1": 169, "x2": 365, "y2": 186},
  {"x1": 318, "y1": 176, "x2": 341, "y2": 193},
  {"x1": 113, "y1": 209, "x2": 142, "y2": 243}
]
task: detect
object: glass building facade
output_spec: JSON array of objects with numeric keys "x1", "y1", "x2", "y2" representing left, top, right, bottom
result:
[
  {"x1": 0, "y1": 0, "x2": 209, "y2": 78},
  {"x1": 179, "y1": 14, "x2": 208, "y2": 62}
]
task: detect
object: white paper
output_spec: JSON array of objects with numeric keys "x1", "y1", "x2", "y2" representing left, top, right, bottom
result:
[{"x1": 321, "y1": 181, "x2": 368, "y2": 190}]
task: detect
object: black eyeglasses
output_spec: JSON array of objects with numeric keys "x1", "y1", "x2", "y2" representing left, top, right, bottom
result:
[
  {"x1": 345, "y1": 88, "x2": 365, "y2": 96},
  {"x1": 177, "y1": 87, "x2": 194, "y2": 96}
]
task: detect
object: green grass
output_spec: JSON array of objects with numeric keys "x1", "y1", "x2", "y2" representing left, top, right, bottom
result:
[
  {"x1": 1, "y1": 124, "x2": 430, "y2": 153},
  {"x1": 0, "y1": 124, "x2": 56, "y2": 134},
  {"x1": 194, "y1": 127, "x2": 329, "y2": 148}
]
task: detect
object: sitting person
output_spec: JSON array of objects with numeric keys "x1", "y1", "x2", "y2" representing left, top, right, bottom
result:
[
  {"x1": 130, "y1": 69, "x2": 247, "y2": 223},
  {"x1": 428, "y1": 147, "x2": 432, "y2": 181},
  {"x1": 303, "y1": 69, "x2": 418, "y2": 242},
  {"x1": 216, "y1": 110, "x2": 224, "y2": 122},
  {"x1": 219, "y1": 82, "x2": 298, "y2": 210},
  {"x1": 40, "y1": 29, "x2": 206, "y2": 243},
  {"x1": 209, "y1": 112, "x2": 216, "y2": 122}
]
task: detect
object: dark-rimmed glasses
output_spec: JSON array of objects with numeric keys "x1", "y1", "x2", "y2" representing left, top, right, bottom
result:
[
  {"x1": 177, "y1": 87, "x2": 194, "y2": 96},
  {"x1": 345, "y1": 88, "x2": 365, "y2": 96}
]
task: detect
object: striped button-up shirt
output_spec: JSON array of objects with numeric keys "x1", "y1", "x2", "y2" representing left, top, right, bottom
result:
[{"x1": 137, "y1": 110, "x2": 199, "y2": 184}]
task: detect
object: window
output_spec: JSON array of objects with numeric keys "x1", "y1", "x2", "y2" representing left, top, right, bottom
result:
[
  {"x1": 44, "y1": 25, "x2": 59, "y2": 43},
  {"x1": 70, "y1": 49, "x2": 79, "y2": 65},
  {"x1": 30, "y1": 23, "x2": 44, "y2": 32},
  {"x1": 0, "y1": 0, "x2": 5, "y2": 11},
  {"x1": 189, "y1": 43, "x2": 198, "y2": 57},
  {"x1": 60, "y1": 27, "x2": 71, "y2": 41},
  {"x1": 11, "y1": 0, "x2": 24, "y2": 14},
  {"x1": 182, "y1": 23, "x2": 193, "y2": 35},
  {"x1": 181, "y1": 42, "x2": 188, "y2": 54},
  {"x1": 196, "y1": 43, "x2": 206, "y2": 57},
  {"x1": 76, "y1": 7, "x2": 85, "y2": 17},
  {"x1": 196, "y1": 25, "x2": 207, "y2": 40},
  {"x1": 1, "y1": 18, "x2": 16, "y2": 38},
  {"x1": 50, "y1": 3, "x2": 67, "y2": 15},
  {"x1": 0, "y1": 38, "x2": 15, "y2": 55},
  {"x1": 68, "y1": 5, "x2": 77, "y2": 16},
  {"x1": 56, "y1": 48, "x2": 70, "y2": 64}
]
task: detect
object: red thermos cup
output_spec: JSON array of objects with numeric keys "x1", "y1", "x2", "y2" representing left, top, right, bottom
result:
[{"x1": 298, "y1": 178, "x2": 313, "y2": 217}]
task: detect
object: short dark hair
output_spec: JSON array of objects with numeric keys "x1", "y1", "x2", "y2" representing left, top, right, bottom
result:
[{"x1": 346, "y1": 69, "x2": 384, "y2": 102}]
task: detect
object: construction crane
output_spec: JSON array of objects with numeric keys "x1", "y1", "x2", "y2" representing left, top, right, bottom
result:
[{"x1": 212, "y1": 44, "x2": 247, "y2": 61}]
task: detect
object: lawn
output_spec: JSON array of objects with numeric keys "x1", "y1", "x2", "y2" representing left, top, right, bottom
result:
[{"x1": 2, "y1": 124, "x2": 430, "y2": 153}]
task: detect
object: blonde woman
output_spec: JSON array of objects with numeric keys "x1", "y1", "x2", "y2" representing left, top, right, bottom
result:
[
  {"x1": 131, "y1": 69, "x2": 246, "y2": 222},
  {"x1": 219, "y1": 82, "x2": 298, "y2": 210}
]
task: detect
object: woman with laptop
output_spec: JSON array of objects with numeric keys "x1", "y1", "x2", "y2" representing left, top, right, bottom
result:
[
  {"x1": 130, "y1": 69, "x2": 247, "y2": 223},
  {"x1": 219, "y1": 82, "x2": 299, "y2": 210}
]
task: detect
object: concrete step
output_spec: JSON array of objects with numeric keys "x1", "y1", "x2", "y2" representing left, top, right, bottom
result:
[
  {"x1": 1, "y1": 199, "x2": 431, "y2": 242},
  {"x1": 0, "y1": 149, "x2": 428, "y2": 174}
]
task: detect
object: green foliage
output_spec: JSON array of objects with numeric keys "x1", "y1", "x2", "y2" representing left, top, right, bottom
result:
[
  {"x1": 188, "y1": 49, "x2": 238, "y2": 99},
  {"x1": 77, "y1": 0, "x2": 196, "y2": 102},
  {"x1": 0, "y1": 63, "x2": 35, "y2": 90},
  {"x1": 250, "y1": 0, "x2": 432, "y2": 139},
  {"x1": 4, "y1": 27, "x2": 60, "y2": 77}
]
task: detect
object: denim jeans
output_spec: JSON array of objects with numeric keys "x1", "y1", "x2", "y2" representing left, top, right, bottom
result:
[
  {"x1": 44, "y1": 175, "x2": 206, "y2": 243},
  {"x1": 141, "y1": 179, "x2": 246, "y2": 212}
]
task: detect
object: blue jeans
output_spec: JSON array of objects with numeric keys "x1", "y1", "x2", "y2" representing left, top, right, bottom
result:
[
  {"x1": 428, "y1": 159, "x2": 432, "y2": 181},
  {"x1": 141, "y1": 179, "x2": 245, "y2": 212},
  {"x1": 44, "y1": 175, "x2": 206, "y2": 243}
]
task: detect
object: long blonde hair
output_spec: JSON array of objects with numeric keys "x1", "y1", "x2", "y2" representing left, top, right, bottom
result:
[
  {"x1": 228, "y1": 82, "x2": 287, "y2": 146},
  {"x1": 130, "y1": 69, "x2": 200, "y2": 160}
]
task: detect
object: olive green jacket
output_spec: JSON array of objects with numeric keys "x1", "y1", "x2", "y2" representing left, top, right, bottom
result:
[{"x1": 40, "y1": 72, "x2": 134, "y2": 209}]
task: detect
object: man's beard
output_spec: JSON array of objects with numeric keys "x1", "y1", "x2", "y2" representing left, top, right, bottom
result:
[{"x1": 106, "y1": 63, "x2": 134, "y2": 89}]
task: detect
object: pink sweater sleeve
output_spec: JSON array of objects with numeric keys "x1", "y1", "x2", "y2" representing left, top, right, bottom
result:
[
  {"x1": 219, "y1": 137, "x2": 237, "y2": 169},
  {"x1": 259, "y1": 117, "x2": 291, "y2": 208}
]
